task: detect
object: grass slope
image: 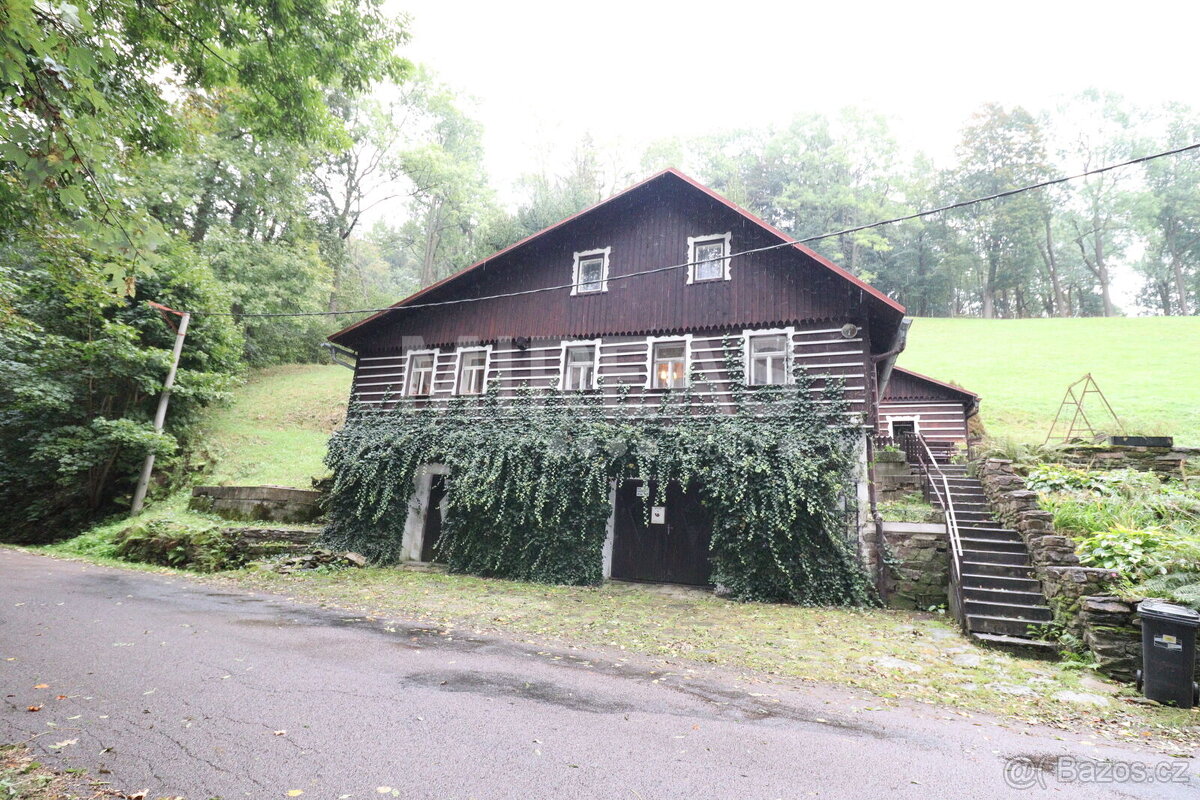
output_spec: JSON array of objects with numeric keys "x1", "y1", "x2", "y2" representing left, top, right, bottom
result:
[
  {"x1": 900, "y1": 317, "x2": 1200, "y2": 447},
  {"x1": 201, "y1": 364, "x2": 352, "y2": 487}
]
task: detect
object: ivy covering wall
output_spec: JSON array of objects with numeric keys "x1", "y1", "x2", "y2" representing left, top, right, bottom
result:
[{"x1": 322, "y1": 338, "x2": 877, "y2": 606}]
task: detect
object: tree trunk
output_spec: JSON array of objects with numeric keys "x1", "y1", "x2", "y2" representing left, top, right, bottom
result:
[
  {"x1": 981, "y1": 249, "x2": 998, "y2": 319},
  {"x1": 1169, "y1": 249, "x2": 1191, "y2": 316},
  {"x1": 189, "y1": 162, "x2": 222, "y2": 244},
  {"x1": 1092, "y1": 214, "x2": 1115, "y2": 317},
  {"x1": 1040, "y1": 216, "x2": 1068, "y2": 316}
]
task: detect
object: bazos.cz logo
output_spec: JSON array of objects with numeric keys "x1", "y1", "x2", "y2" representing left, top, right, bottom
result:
[{"x1": 1003, "y1": 755, "x2": 1191, "y2": 790}]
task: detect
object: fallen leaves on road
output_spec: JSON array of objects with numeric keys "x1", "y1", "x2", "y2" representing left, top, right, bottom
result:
[
  {"x1": 26, "y1": 705, "x2": 41, "y2": 712},
  {"x1": 286, "y1": 791, "x2": 304, "y2": 797},
  {"x1": 49, "y1": 739, "x2": 77, "y2": 749},
  {"x1": 33, "y1": 683, "x2": 49, "y2": 689}
]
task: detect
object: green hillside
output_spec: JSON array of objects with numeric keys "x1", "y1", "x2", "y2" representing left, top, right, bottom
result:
[
  {"x1": 201, "y1": 364, "x2": 352, "y2": 487},
  {"x1": 899, "y1": 317, "x2": 1200, "y2": 447}
]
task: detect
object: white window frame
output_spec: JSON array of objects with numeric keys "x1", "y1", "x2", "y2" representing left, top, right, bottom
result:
[
  {"x1": 571, "y1": 247, "x2": 611, "y2": 295},
  {"x1": 686, "y1": 232, "x2": 733, "y2": 284},
  {"x1": 453, "y1": 345, "x2": 491, "y2": 395},
  {"x1": 559, "y1": 338, "x2": 601, "y2": 391},
  {"x1": 887, "y1": 416, "x2": 921, "y2": 437},
  {"x1": 742, "y1": 327, "x2": 795, "y2": 387},
  {"x1": 404, "y1": 349, "x2": 438, "y2": 397},
  {"x1": 645, "y1": 334, "x2": 692, "y2": 390}
]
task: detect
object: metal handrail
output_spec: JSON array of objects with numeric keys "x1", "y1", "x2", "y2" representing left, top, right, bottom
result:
[{"x1": 902, "y1": 433, "x2": 968, "y2": 632}]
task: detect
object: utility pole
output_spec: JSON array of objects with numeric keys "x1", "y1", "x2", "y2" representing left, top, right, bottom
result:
[{"x1": 130, "y1": 304, "x2": 190, "y2": 515}]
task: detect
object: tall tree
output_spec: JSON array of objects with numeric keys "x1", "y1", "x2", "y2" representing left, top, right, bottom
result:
[
  {"x1": 1056, "y1": 90, "x2": 1147, "y2": 317},
  {"x1": 951, "y1": 104, "x2": 1054, "y2": 318},
  {"x1": 1139, "y1": 103, "x2": 1200, "y2": 315}
]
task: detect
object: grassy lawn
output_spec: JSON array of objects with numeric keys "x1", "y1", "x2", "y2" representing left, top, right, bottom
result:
[
  {"x1": 901, "y1": 317, "x2": 1200, "y2": 446},
  {"x1": 200, "y1": 363, "x2": 352, "y2": 487},
  {"x1": 215, "y1": 565, "x2": 1199, "y2": 749}
]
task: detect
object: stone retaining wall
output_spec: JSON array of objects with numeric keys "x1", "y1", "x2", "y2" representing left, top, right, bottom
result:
[
  {"x1": 880, "y1": 522, "x2": 949, "y2": 610},
  {"x1": 191, "y1": 485, "x2": 324, "y2": 524},
  {"x1": 1080, "y1": 595, "x2": 1200, "y2": 684},
  {"x1": 976, "y1": 458, "x2": 1115, "y2": 638},
  {"x1": 1054, "y1": 445, "x2": 1196, "y2": 477}
]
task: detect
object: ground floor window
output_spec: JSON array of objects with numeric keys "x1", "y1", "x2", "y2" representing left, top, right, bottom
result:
[
  {"x1": 747, "y1": 332, "x2": 789, "y2": 385},
  {"x1": 650, "y1": 340, "x2": 688, "y2": 389}
]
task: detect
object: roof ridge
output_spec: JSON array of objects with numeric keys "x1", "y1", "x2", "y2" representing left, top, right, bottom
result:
[{"x1": 329, "y1": 168, "x2": 904, "y2": 344}]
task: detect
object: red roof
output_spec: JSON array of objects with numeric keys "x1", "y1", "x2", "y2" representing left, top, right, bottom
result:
[{"x1": 329, "y1": 168, "x2": 905, "y2": 343}]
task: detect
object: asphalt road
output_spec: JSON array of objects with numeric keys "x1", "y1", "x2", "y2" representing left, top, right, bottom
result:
[{"x1": 0, "y1": 549, "x2": 1196, "y2": 800}]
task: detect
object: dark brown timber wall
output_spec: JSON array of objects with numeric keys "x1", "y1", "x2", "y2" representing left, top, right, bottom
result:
[{"x1": 335, "y1": 175, "x2": 901, "y2": 354}]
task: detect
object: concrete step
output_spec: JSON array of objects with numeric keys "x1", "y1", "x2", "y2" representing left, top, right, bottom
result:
[
  {"x1": 961, "y1": 549, "x2": 1030, "y2": 566},
  {"x1": 967, "y1": 613, "x2": 1053, "y2": 637},
  {"x1": 964, "y1": 598, "x2": 1051, "y2": 621},
  {"x1": 961, "y1": 572, "x2": 1043, "y2": 592},
  {"x1": 971, "y1": 632, "x2": 1060, "y2": 656},
  {"x1": 956, "y1": 526, "x2": 1022, "y2": 541},
  {"x1": 962, "y1": 586, "x2": 1047, "y2": 606},
  {"x1": 960, "y1": 561, "x2": 1036, "y2": 579},
  {"x1": 959, "y1": 537, "x2": 1028, "y2": 553}
]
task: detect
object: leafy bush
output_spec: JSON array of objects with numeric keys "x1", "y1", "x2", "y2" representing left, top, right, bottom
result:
[
  {"x1": 1132, "y1": 573, "x2": 1200, "y2": 610},
  {"x1": 878, "y1": 492, "x2": 939, "y2": 523},
  {"x1": 974, "y1": 438, "x2": 1068, "y2": 468},
  {"x1": 114, "y1": 519, "x2": 243, "y2": 572},
  {"x1": 1075, "y1": 526, "x2": 1200, "y2": 581}
]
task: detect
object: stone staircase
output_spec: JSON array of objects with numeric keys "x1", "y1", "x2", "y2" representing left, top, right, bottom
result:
[{"x1": 932, "y1": 462, "x2": 1057, "y2": 652}]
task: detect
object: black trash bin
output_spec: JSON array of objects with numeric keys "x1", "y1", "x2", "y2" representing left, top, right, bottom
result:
[{"x1": 1136, "y1": 599, "x2": 1199, "y2": 708}]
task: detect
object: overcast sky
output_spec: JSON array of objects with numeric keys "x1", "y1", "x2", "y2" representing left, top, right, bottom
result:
[
  {"x1": 382, "y1": 1, "x2": 1200, "y2": 309},
  {"x1": 393, "y1": 0, "x2": 1198, "y2": 188}
]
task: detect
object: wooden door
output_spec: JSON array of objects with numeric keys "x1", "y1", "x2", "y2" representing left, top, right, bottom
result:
[
  {"x1": 420, "y1": 474, "x2": 446, "y2": 562},
  {"x1": 611, "y1": 480, "x2": 712, "y2": 586}
]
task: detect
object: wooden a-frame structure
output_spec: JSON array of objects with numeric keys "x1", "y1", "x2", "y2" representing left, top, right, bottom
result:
[{"x1": 1044, "y1": 373, "x2": 1126, "y2": 444}]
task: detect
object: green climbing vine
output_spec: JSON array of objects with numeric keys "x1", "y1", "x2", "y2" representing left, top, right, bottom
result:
[{"x1": 322, "y1": 336, "x2": 877, "y2": 606}]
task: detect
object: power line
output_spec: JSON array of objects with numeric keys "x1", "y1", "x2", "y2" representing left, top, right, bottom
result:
[{"x1": 192, "y1": 140, "x2": 1200, "y2": 319}]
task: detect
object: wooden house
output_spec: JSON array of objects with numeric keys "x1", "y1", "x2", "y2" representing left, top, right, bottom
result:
[
  {"x1": 876, "y1": 366, "x2": 980, "y2": 446},
  {"x1": 328, "y1": 169, "x2": 910, "y2": 585}
]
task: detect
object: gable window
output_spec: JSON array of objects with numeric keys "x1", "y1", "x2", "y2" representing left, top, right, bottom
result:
[
  {"x1": 406, "y1": 351, "x2": 436, "y2": 397},
  {"x1": 650, "y1": 339, "x2": 688, "y2": 389},
  {"x1": 561, "y1": 342, "x2": 598, "y2": 391},
  {"x1": 571, "y1": 247, "x2": 611, "y2": 295},
  {"x1": 687, "y1": 232, "x2": 732, "y2": 284},
  {"x1": 456, "y1": 348, "x2": 489, "y2": 395},
  {"x1": 747, "y1": 333, "x2": 790, "y2": 386}
]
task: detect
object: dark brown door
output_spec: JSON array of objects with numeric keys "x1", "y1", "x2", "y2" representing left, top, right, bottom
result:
[
  {"x1": 420, "y1": 474, "x2": 446, "y2": 562},
  {"x1": 611, "y1": 480, "x2": 712, "y2": 586}
]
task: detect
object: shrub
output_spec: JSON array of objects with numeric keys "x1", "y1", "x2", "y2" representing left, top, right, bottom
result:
[
  {"x1": 1075, "y1": 526, "x2": 1200, "y2": 581},
  {"x1": 1132, "y1": 573, "x2": 1200, "y2": 610},
  {"x1": 114, "y1": 519, "x2": 243, "y2": 572}
]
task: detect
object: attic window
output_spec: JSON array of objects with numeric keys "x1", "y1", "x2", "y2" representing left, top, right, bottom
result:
[
  {"x1": 572, "y1": 247, "x2": 611, "y2": 295},
  {"x1": 687, "y1": 233, "x2": 732, "y2": 283}
]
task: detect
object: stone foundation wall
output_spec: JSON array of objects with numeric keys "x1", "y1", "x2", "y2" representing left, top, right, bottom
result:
[
  {"x1": 874, "y1": 451, "x2": 921, "y2": 501},
  {"x1": 880, "y1": 522, "x2": 949, "y2": 610},
  {"x1": 1080, "y1": 595, "x2": 1200, "y2": 684},
  {"x1": 1053, "y1": 445, "x2": 1196, "y2": 477},
  {"x1": 191, "y1": 485, "x2": 324, "y2": 524},
  {"x1": 976, "y1": 459, "x2": 1115, "y2": 638}
]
